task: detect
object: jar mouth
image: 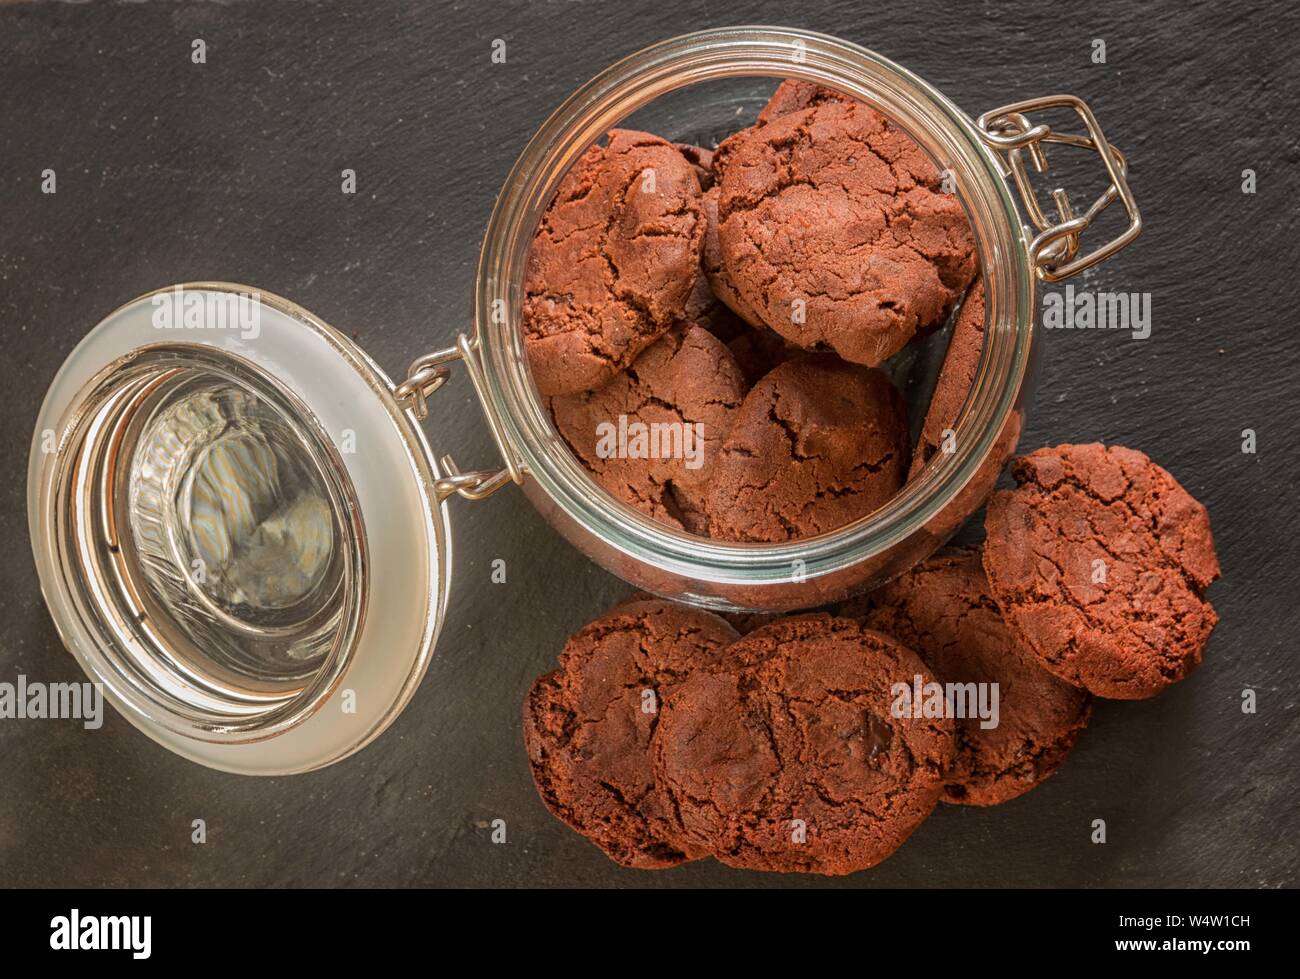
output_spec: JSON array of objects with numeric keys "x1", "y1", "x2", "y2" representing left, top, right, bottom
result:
[
  {"x1": 476, "y1": 27, "x2": 1034, "y2": 590},
  {"x1": 40, "y1": 343, "x2": 365, "y2": 743}
]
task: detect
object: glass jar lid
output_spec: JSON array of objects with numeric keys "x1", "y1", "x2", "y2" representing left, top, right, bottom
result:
[{"x1": 28, "y1": 284, "x2": 451, "y2": 774}]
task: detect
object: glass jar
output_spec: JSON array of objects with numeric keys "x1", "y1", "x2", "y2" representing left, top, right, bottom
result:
[
  {"x1": 457, "y1": 26, "x2": 1138, "y2": 610},
  {"x1": 27, "y1": 27, "x2": 1139, "y2": 773}
]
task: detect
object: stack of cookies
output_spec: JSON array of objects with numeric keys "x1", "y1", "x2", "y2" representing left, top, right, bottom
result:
[
  {"x1": 525, "y1": 80, "x2": 980, "y2": 541},
  {"x1": 524, "y1": 441, "x2": 1221, "y2": 874}
]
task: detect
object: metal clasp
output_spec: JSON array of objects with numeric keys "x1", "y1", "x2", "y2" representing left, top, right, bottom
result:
[
  {"x1": 394, "y1": 333, "x2": 523, "y2": 502},
  {"x1": 977, "y1": 94, "x2": 1141, "y2": 282}
]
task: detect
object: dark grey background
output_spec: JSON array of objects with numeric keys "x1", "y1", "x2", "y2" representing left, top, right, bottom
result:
[{"x1": 2, "y1": 0, "x2": 1297, "y2": 888}]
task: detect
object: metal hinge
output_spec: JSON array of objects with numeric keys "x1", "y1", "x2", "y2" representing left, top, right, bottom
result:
[
  {"x1": 394, "y1": 333, "x2": 523, "y2": 502},
  {"x1": 977, "y1": 94, "x2": 1141, "y2": 282}
]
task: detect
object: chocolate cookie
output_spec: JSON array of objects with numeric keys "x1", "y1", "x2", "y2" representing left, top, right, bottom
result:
[
  {"x1": 909, "y1": 279, "x2": 986, "y2": 479},
  {"x1": 653, "y1": 614, "x2": 955, "y2": 875},
  {"x1": 704, "y1": 356, "x2": 910, "y2": 542},
  {"x1": 859, "y1": 547, "x2": 1093, "y2": 806},
  {"x1": 674, "y1": 142, "x2": 715, "y2": 189},
  {"x1": 713, "y1": 99, "x2": 977, "y2": 365},
  {"x1": 983, "y1": 444, "x2": 1221, "y2": 700},
  {"x1": 755, "y1": 79, "x2": 852, "y2": 125},
  {"x1": 549, "y1": 322, "x2": 746, "y2": 535},
  {"x1": 700, "y1": 185, "x2": 763, "y2": 326},
  {"x1": 524, "y1": 129, "x2": 705, "y2": 395},
  {"x1": 725, "y1": 326, "x2": 799, "y2": 389},
  {"x1": 681, "y1": 249, "x2": 750, "y2": 343},
  {"x1": 523, "y1": 600, "x2": 741, "y2": 868}
]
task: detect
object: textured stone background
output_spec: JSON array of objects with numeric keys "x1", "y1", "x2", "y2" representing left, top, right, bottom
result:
[{"x1": 1, "y1": 0, "x2": 1296, "y2": 887}]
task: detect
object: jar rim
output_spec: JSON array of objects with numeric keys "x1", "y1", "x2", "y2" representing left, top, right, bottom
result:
[{"x1": 475, "y1": 26, "x2": 1034, "y2": 590}]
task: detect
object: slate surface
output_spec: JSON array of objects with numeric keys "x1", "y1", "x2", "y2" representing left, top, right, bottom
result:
[{"x1": 1, "y1": 0, "x2": 1297, "y2": 888}]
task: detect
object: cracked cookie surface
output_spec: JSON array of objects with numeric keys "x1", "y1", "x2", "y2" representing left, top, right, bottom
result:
[
  {"x1": 523, "y1": 129, "x2": 705, "y2": 395},
  {"x1": 548, "y1": 322, "x2": 746, "y2": 535},
  {"x1": 704, "y1": 355, "x2": 909, "y2": 542},
  {"x1": 855, "y1": 546, "x2": 1093, "y2": 806},
  {"x1": 653, "y1": 614, "x2": 955, "y2": 875},
  {"x1": 681, "y1": 202, "x2": 752, "y2": 342},
  {"x1": 523, "y1": 600, "x2": 740, "y2": 868},
  {"x1": 755, "y1": 79, "x2": 853, "y2": 125},
  {"x1": 713, "y1": 98, "x2": 976, "y2": 365},
  {"x1": 983, "y1": 443, "x2": 1221, "y2": 700}
]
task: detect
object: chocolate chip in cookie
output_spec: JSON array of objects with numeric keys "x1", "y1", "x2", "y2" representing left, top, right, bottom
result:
[
  {"x1": 704, "y1": 355, "x2": 910, "y2": 542},
  {"x1": 523, "y1": 600, "x2": 741, "y2": 868},
  {"x1": 858, "y1": 546, "x2": 1093, "y2": 806},
  {"x1": 982, "y1": 443, "x2": 1221, "y2": 700},
  {"x1": 713, "y1": 99, "x2": 977, "y2": 366},
  {"x1": 653, "y1": 614, "x2": 955, "y2": 875},
  {"x1": 523, "y1": 129, "x2": 705, "y2": 395},
  {"x1": 548, "y1": 322, "x2": 746, "y2": 535}
]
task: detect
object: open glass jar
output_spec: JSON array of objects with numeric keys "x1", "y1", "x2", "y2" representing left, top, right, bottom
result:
[{"x1": 27, "y1": 27, "x2": 1139, "y2": 773}]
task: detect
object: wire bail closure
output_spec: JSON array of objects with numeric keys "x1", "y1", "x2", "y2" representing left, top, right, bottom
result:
[
  {"x1": 977, "y1": 94, "x2": 1141, "y2": 282},
  {"x1": 394, "y1": 334, "x2": 523, "y2": 502}
]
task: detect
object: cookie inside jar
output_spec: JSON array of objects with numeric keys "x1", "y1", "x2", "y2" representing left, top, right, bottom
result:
[{"x1": 522, "y1": 75, "x2": 987, "y2": 545}]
